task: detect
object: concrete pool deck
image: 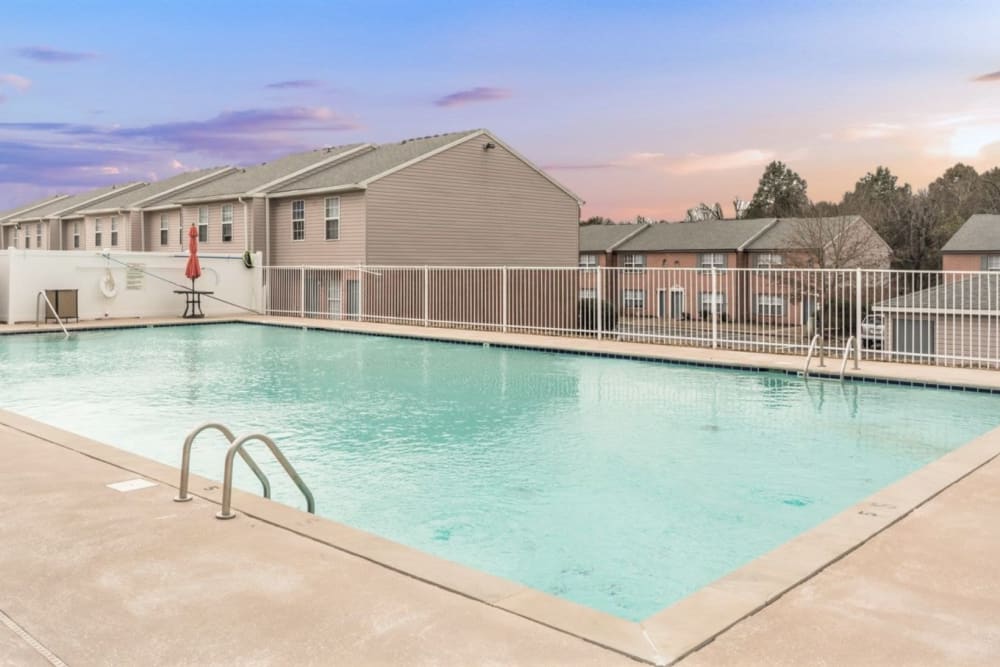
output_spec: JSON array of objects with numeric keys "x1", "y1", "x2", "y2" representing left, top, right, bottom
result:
[{"x1": 4, "y1": 315, "x2": 1000, "y2": 664}]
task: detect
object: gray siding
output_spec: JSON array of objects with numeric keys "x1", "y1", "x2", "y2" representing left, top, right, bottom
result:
[
  {"x1": 143, "y1": 210, "x2": 184, "y2": 252},
  {"x1": 267, "y1": 192, "x2": 366, "y2": 265},
  {"x1": 364, "y1": 137, "x2": 580, "y2": 267}
]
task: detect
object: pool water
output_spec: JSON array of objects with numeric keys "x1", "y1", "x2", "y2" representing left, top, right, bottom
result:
[{"x1": 2, "y1": 323, "x2": 998, "y2": 621}]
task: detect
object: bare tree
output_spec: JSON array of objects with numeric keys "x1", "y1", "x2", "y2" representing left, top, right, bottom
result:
[
  {"x1": 684, "y1": 202, "x2": 723, "y2": 222},
  {"x1": 782, "y1": 214, "x2": 892, "y2": 269}
]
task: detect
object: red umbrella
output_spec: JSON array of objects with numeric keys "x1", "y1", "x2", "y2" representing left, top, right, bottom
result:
[{"x1": 185, "y1": 224, "x2": 201, "y2": 291}]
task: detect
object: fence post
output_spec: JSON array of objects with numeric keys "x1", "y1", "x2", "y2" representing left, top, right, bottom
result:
[
  {"x1": 299, "y1": 265, "x2": 305, "y2": 318},
  {"x1": 423, "y1": 265, "x2": 429, "y2": 327},
  {"x1": 358, "y1": 265, "x2": 365, "y2": 322},
  {"x1": 501, "y1": 266, "x2": 508, "y2": 333},
  {"x1": 855, "y1": 268, "x2": 862, "y2": 369},
  {"x1": 596, "y1": 265, "x2": 603, "y2": 341},
  {"x1": 711, "y1": 267, "x2": 718, "y2": 349}
]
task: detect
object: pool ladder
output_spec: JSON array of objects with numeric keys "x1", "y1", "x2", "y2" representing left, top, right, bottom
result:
[
  {"x1": 174, "y1": 422, "x2": 315, "y2": 520},
  {"x1": 36, "y1": 291, "x2": 69, "y2": 339}
]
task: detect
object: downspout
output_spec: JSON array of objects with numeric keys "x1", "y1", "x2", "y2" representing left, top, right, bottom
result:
[
  {"x1": 238, "y1": 196, "x2": 249, "y2": 253},
  {"x1": 265, "y1": 196, "x2": 270, "y2": 265}
]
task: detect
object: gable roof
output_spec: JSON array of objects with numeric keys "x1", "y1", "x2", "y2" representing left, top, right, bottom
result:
[
  {"x1": 0, "y1": 194, "x2": 71, "y2": 223},
  {"x1": 941, "y1": 214, "x2": 1000, "y2": 253},
  {"x1": 270, "y1": 129, "x2": 584, "y2": 204},
  {"x1": 616, "y1": 218, "x2": 776, "y2": 252},
  {"x1": 875, "y1": 274, "x2": 1000, "y2": 313},
  {"x1": 77, "y1": 167, "x2": 233, "y2": 213},
  {"x1": 7, "y1": 182, "x2": 146, "y2": 223},
  {"x1": 745, "y1": 216, "x2": 869, "y2": 250},
  {"x1": 579, "y1": 223, "x2": 647, "y2": 252},
  {"x1": 174, "y1": 144, "x2": 367, "y2": 202}
]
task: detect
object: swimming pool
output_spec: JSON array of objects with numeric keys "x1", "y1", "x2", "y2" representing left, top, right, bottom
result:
[{"x1": 2, "y1": 322, "x2": 998, "y2": 621}]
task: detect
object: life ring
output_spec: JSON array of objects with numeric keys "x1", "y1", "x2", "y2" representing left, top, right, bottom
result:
[
  {"x1": 242, "y1": 250, "x2": 254, "y2": 269},
  {"x1": 99, "y1": 269, "x2": 118, "y2": 298}
]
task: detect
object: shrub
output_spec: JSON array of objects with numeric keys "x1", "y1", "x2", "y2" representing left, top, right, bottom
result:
[{"x1": 578, "y1": 298, "x2": 618, "y2": 331}]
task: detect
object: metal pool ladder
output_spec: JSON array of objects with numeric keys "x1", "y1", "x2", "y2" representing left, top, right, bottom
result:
[
  {"x1": 839, "y1": 335, "x2": 859, "y2": 381},
  {"x1": 803, "y1": 334, "x2": 824, "y2": 377},
  {"x1": 174, "y1": 422, "x2": 315, "y2": 520},
  {"x1": 35, "y1": 291, "x2": 69, "y2": 339}
]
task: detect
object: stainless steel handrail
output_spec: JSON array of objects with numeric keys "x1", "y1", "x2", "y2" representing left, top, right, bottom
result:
[
  {"x1": 174, "y1": 422, "x2": 271, "y2": 502},
  {"x1": 36, "y1": 291, "x2": 69, "y2": 339},
  {"x1": 216, "y1": 433, "x2": 315, "y2": 520},
  {"x1": 840, "y1": 336, "x2": 858, "y2": 380},
  {"x1": 803, "y1": 333, "x2": 822, "y2": 377}
]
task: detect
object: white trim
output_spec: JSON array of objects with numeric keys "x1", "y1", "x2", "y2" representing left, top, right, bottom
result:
[
  {"x1": 248, "y1": 144, "x2": 375, "y2": 195},
  {"x1": 291, "y1": 199, "x2": 306, "y2": 241},
  {"x1": 265, "y1": 183, "x2": 366, "y2": 200},
  {"x1": 606, "y1": 223, "x2": 651, "y2": 253},
  {"x1": 10, "y1": 182, "x2": 146, "y2": 223},
  {"x1": 0, "y1": 194, "x2": 71, "y2": 223},
  {"x1": 737, "y1": 218, "x2": 779, "y2": 252},
  {"x1": 77, "y1": 167, "x2": 237, "y2": 214}
]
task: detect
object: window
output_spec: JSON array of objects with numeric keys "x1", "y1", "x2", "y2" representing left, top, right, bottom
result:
[
  {"x1": 579, "y1": 254, "x2": 599, "y2": 269},
  {"x1": 579, "y1": 288, "x2": 596, "y2": 299},
  {"x1": 221, "y1": 204, "x2": 233, "y2": 242},
  {"x1": 324, "y1": 197, "x2": 340, "y2": 240},
  {"x1": 986, "y1": 255, "x2": 1000, "y2": 271},
  {"x1": 755, "y1": 253, "x2": 783, "y2": 268},
  {"x1": 12, "y1": 226, "x2": 18, "y2": 248},
  {"x1": 35, "y1": 223, "x2": 41, "y2": 248},
  {"x1": 292, "y1": 200, "x2": 305, "y2": 240},
  {"x1": 110, "y1": 216, "x2": 119, "y2": 247},
  {"x1": 73, "y1": 222, "x2": 80, "y2": 249},
  {"x1": 94, "y1": 218, "x2": 103, "y2": 247},
  {"x1": 622, "y1": 289, "x2": 645, "y2": 309},
  {"x1": 699, "y1": 291, "x2": 727, "y2": 315},
  {"x1": 699, "y1": 253, "x2": 726, "y2": 270},
  {"x1": 24, "y1": 231, "x2": 29, "y2": 249},
  {"x1": 623, "y1": 254, "x2": 646, "y2": 271},
  {"x1": 756, "y1": 294, "x2": 785, "y2": 317},
  {"x1": 198, "y1": 207, "x2": 209, "y2": 242},
  {"x1": 160, "y1": 215, "x2": 169, "y2": 246}
]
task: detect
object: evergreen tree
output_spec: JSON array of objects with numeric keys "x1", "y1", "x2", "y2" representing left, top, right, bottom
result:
[{"x1": 744, "y1": 161, "x2": 809, "y2": 218}]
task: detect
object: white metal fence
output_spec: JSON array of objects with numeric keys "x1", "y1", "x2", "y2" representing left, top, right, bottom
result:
[{"x1": 263, "y1": 265, "x2": 1000, "y2": 370}]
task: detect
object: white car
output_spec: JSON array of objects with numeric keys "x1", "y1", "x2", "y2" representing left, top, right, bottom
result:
[{"x1": 860, "y1": 314, "x2": 885, "y2": 348}]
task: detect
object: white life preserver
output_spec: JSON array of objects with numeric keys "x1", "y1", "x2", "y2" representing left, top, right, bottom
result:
[{"x1": 100, "y1": 269, "x2": 118, "y2": 298}]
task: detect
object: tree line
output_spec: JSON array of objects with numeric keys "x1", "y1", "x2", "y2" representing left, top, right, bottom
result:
[{"x1": 581, "y1": 161, "x2": 1000, "y2": 269}]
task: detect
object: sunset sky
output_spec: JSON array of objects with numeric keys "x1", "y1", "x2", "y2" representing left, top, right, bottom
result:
[{"x1": 2, "y1": 0, "x2": 999, "y2": 220}]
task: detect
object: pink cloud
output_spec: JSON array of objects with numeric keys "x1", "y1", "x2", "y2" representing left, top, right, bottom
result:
[
  {"x1": 667, "y1": 149, "x2": 775, "y2": 174},
  {"x1": 0, "y1": 74, "x2": 31, "y2": 91},
  {"x1": 973, "y1": 70, "x2": 1000, "y2": 82},
  {"x1": 434, "y1": 87, "x2": 511, "y2": 108}
]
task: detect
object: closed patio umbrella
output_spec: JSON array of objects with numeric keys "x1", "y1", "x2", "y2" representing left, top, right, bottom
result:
[{"x1": 185, "y1": 224, "x2": 201, "y2": 291}]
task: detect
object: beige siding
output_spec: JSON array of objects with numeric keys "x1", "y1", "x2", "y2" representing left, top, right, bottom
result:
[
  {"x1": 180, "y1": 200, "x2": 248, "y2": 253},
  {"x1": 143, "y1": 210, "x2": 184, "y2": 252},
  {"x1": 62, "y1": 218, "x2": 85, "y2": 250},
  {"x1": 267, "y1": 192, "x2": 366, "y2": 265},
  {"x1": 365, "y1": 137, "x2": 580, "y2": 267},
  {"x1": 82, "y1": 213, "x2": 127, "y2": 251},
  {"x1": 937, "y1": 315, "x2": 1000, "y2": 369},
  {"x1": 251, "y1": 197, "x2": 266, "y2": 255}
]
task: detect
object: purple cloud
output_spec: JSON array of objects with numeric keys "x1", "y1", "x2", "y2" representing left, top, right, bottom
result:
[
  {"x1": 16, "y1": 46, "x2": 98, "y2": 63},
  {"x1": 0, "y1": 94, "x2": 6, "y2": 105},
  {"x1": 973, "y1": 70, "x2": 1000, "y2": 82},
  {"x1": 542, "y1": 162, "x2": 615, "y2": 171},
  {"x1": 266, "y1": 79, "x2": 323, "y2": 89},
  {"x1": 0, "y1": 140, "x2": 146, "y2": 188},
  {"x1": 434, "y1": 86, "x2": 511, "y2": 108}
]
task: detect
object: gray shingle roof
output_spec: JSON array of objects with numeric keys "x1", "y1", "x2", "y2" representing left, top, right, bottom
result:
[
  {"x1": 9, "y1": 182, "x2": 145, "y2": 221},
  {"x1": 579, "y1": 223, "x2": 646, "y2": 252},
  {"x1": 79, "y1": 167, "x2": 230, "y2": 212},
  {"x1": 616, "y1": 218, "x2": 775, "y2": 252},
  {"x1": 175, "y1": 144, "x2": 366, "y2": 201},
  {"x1": 270, "y1": 130, "x2": 481, "y2": 194},
  {"x1": 941, "y1": 214, "x2": 1000, "y2": 253},
  {"x1": 0, "y1": 194, "x2": 70, "y2": 223},
  {"x1": 875, "y1": 274, "x2": 1000, "y2": 312},
  {"x1": 745, "y1": 216, "x2": 865, "y2": 250}
]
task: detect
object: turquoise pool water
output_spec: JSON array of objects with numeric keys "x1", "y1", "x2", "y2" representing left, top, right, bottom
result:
[{"x1": 2, "y1": 323, "x2": 998, "y2": 621}]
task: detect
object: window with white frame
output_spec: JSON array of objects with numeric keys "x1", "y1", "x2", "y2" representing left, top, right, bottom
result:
[
  {"x1": 110, "y1": 216, "x2": 119, "y2": 247},
  {"x1": 198, "y1": 208, "x2": 209, "y2": 242},
  {"x1": 756, "y1": 294, "x2": 785, "y2": 317},
  {"x1": 160, "y1": 215, "x2": 169, "y2": 246},
  {"x1": 221, "y1": 204, "x2": 233, "y2": 242},
  {"x1": 579, "y1": 254, "x2": 599, "y2": 269},
  {"x1": 24, "y1": 229, "x2": 29, "y2": 249},
  {"x1": 73, "y1": 222, "x2": 80, "y2": 249},
  {"x1": 579, "y1": 288, "x2": 596, "y2": 299},
  {"x1": 13, "y1": 226, "x2": 18, "y2": 248},
  {"x1": 35, "y1": 223, "x2": 41, "y2": 248},
  {"x1": 94, "y1": 219, "x2": 103, "y2": 247},
  {"x1": 292, "y1": 200, "x2": 305, "y2": 240},
  {"x1": 623, "y1": 289, "x2": 646, "y2": 309},
  {"x1": 699, "y1": 253, "x2": 726, "y2": 270},
  {"x1": 179, "y1": 218, "x2": 185, "y2": 247},
  {"x1": 623, "y1": 254, "x2": 646, "y2": 271},
  {"x1": 699, "y1": 291, "x2": 727, "y2": 315},
  {"x1": 325, "y1": 197, "x2": 340, "y2": 240},
  {"x1": 986, "y1": 255, "x2": 1000, "y2": 271},
  {"x1": 755, "y1": 253, "x2": 783, "y2": 268}
]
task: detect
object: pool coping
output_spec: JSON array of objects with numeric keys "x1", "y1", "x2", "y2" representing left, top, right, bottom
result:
[{"x1": 6, "y1": 317, "x2": 1000, "y2": 664}]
